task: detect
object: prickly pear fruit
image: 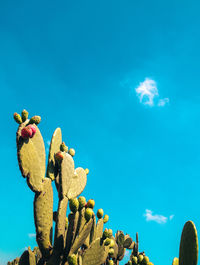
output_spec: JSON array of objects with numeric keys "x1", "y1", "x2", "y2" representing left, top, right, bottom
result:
[
  {"x1": 60, "y1": 142, "x2": 68, "y2": 152},
  {"x1": 86, "y1": 199, "x2": 95, "y2": 209},
  {"x1": 104, "y1": 238, "x2": 111, "y2": 246},
  {"x1": 142, "y1": 256, "x2": 149, "y2": 265},
  {"x1": 103, "y1": 229, "x2": 109, "y2": 239},
  {"x1": 138, "y1": 255, "x2": 144, "y2": 263},
  {"x1": 85, "y1": 208, "x2": 93, "y2": 222},
  {"x1": 103, "y1": 214, "x2": 109, "y2": 223},
  {"x1": 68, "y1": 254, "x2": 77, "y2": 265},
  {"x1": 85, "y1": 168, "x2": 89, "y2": 175},
  {"x1": 13, "y1": 113, "x2": 22, "y2": 124},
  {"x1": 149, "y1": 263, "x2": 154, "y2": 265},
  {"x1": 55, "y1": 151, "x2": 64, "y2": 163},
  {"x1": 132, "y1": 256, "x2": 138, "y2": 265},
  {"x1": 27, "y1": 124, "x2": 37, "y2": 138},
  {"x1": 21, "y1": 126, "x2": 32, "y2": 139},
  {"x1": 97, "y1": 208, "x2": 104, "y2": 219},
  {"x1": 69, "y1": 198, "x2": 79, "y2": 213},
  {"x1": 29, "y1": 115, "x2": 41, "y2": 125},
  {"x1": 65, "y1": 217, "x2": 68, "y2": 229},
  {"x1": 78, "y1": 196, "x2": 86, "y2": 210},
  {"x1": 69, "y1": 148, "x2": 75, "y2": 157},
  {"x1": 110, "y1": 239, "x2": 115, "y2": 248},
  {"x1": 21, "y1": 109, "x2": 29, "y2": 122},
  {"x1": 107, "y1": 260, "x2": 114, "y2": 265},
  {"x1": 127, "y1": 261, "x2": 132, "y2": 265}
]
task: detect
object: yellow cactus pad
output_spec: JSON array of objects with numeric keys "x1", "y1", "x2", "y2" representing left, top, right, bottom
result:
[
  {"x1": 17, "y1": 120, "x2": 46, "y2": 192},
  {"x1": 34, "y1": 178, "x2": 53, "y2": 258},
  {"x1": 67, "y1": 167, "x2": 87, "y2": 199}
]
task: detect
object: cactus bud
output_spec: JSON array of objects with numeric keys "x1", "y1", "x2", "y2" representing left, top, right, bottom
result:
[
  {"x1": 13, "y1": 113, "x2": 22, "y2": 124},
  {"x1": 55, "y1": 151, "x2": 64, "y2": 163},
  {"x1": 104, "y1": 238, "x2": 111, "y2": 246},
  {"x1": 85, "y1": 208, "x2": 93, "y2": 222},
  {"x1": 97, "y1": 208, "x2": 104, "y2": 219},
  {"x1": 65, "y1": 217, "x2": 68, "y2": 229},
  {"x1": 78, "y1": 196, "x2": 86, "y2": 210},
  {"x1": 21, "y1": 126, "x2": 32, "y2": 139},
  {"x1": 29, "y1": 115, "x2": 41, "y2": 125},
  {"x1": 141, "y1": 256, "x2": 149, "y2": 265},
  {"x1": 27, "y1": 124, "x2": 37, "y2": 138},
  {"x1": 132, "y1": 257, "x2": 137, "y2": 265},
  {"x1": 108, "y1": 229, "x2": 113, "y2": 238},
  {"x1": 69, "y1": 148, "x2": 75, "y2": 157},
  {"x1": 60, "y1": 142, "x2": 68, "y2": 152},
  {"x1": 69, "y1": 198, "x2": 79, "y2": 213},
  {"x1": 86, "y1": 199, "x2": 95, "y2": 209},
  {"x1": 21, "y1": 109, "x2": 29, "y2": 122},
  {"x1": 85, "y1": 168, "x2": 89, "y2": 175},
  {"x1": 138, "y1": 255, "x2": 143, "y2": 263},
  {"x1": 67, "y1": 254, "x2": 77, "y2": 265},
  {"x1": 103, "y1": 214, "x2": 109, "y2": 223},
  {"x1": 107, "y1": 260, "x2": 114, "y2": 265}
]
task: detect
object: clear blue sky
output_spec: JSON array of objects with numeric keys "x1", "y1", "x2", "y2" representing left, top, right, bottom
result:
[{"x1": 1, "y1": 0, "x2": 200, "y2": 264}]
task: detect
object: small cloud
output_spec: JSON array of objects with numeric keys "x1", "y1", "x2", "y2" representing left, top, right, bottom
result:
[
  {"x1": 135, "y1": 78, "x2": 158, "y2": 106},
  {"x1": 135, "y1": 78, "x2": 169, "y2": 107},
  {"x1": 158, "y1": 98, "x2": 169, "y2": 107},
  {"x1": 169, "y1": 214, "x2": 175, "y2": 220},
  {"x1": 28, "y1": 233, "x2": 36, "y2": 238},
  {"x1": 144, "y1": 209, "x2": 167, "y2": 224}
]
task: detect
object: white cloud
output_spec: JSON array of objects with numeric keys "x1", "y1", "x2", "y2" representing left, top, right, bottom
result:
[
  {"x1": 158, "y1": 98, "x2": 169, "y2": 107},
  {"x1": 144, "y1": 209, "x2": 167, "y2": 224},
  {"x1": 135, "y1": 78, "x2": 169, "y2": 107},
  {"x1": 28, "y1": 233, "x2": 36, "y2": 238}
]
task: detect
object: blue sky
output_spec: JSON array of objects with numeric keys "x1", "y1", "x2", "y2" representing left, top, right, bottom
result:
[{"x1": 0, "y1": 0, "x2": 200, "y2": 264}]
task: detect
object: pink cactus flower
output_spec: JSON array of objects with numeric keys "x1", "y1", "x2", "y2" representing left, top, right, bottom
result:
[{"x1": 27, "y1": 124, "x2": 37, "y2": 138}]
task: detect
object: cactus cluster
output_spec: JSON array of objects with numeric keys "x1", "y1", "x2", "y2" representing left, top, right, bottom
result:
[
  {"x1": 10, "y1": 109, "x2": 198, "y2": 265},
  {"x1": 9, "y1": 110, "x2": 152, "y2": 265}
]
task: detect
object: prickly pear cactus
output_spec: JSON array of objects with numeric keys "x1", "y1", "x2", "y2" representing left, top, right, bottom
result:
[{"x1": 10, "y1": 109, "x2": 152, "y2": 265}]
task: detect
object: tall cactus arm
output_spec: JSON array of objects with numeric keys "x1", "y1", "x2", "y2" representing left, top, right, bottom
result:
[{"x1": 34, "y1": 178, "x2": 53, "y2": 259}]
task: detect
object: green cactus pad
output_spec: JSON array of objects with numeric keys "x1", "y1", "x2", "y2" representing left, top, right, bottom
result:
[
  {"x1": 179, "y1": 221, "x2": 198, "y2": 265},
  {"x1": 90, "y1": 215, "x2": 97, "y2": 243},
  {"x1": 96, "y1": 218, "x2": 104, "y2": 239},
  {"x1": 60, "y1": 153, "x2": 75, "y2": 198},
  {"x1": 124, "y1": 237, "x2": 133, "y2": 248},
  {"x1": 69, "y1": 218, "x2": 93, "y2": 255},
  {"x1": 54, "y1": 197, "x2": 68, "y2": 252},
  {"x1": 17, "y1": 120, "x2": 46, "y2": 192},
  {"x1": 34, "y1": 178, "x2": 53, "y2": 258},
  {"x1": 46, "y1": 128, "x2": 62, "y2": 181},
  {"x1": 67, "y1": 167, "x2": 87, "y2": 199},
  {"x1": 82, "y1": 238, "x2": 109, "y2": 265},
  {"x1": 172, "y1": 258, "x2": 179, "y2": 265}
]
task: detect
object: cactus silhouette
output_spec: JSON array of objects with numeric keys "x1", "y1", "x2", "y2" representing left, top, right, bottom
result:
[{"x1": 10, "y1": 110, "x2": 152, "y2": 265}]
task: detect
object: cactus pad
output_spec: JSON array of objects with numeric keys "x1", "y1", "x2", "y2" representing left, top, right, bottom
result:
[
  {"x1": 179, "y1": 221, "x2": 198, "y2": 265},
  {"x1": 82, "y1": 238, "x2": 109, "y2": 265},
  {"x1": 34, "y1": 178, "x2": 53, "y2": 258},
  {"x1": 17, "y1": 120, "x2": 45, "y2": 192},
  {"x1": 46, "y1": 128, "x2": 62, "y2": 181},
  {"x1": 67, "y1": 167, "x2": 87, "y2": 199}
]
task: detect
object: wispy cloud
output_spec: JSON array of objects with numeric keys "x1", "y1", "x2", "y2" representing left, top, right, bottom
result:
[
  {"x1": 28, "y1": 233, "x2": 36, "y2": 238},
  {"x1": 143, "y1": 209, "x2": 174, "y2": 224},
  {"x1": 135, "y1": 78, "x2": 169, "y2": 107}
]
